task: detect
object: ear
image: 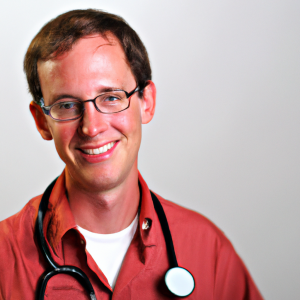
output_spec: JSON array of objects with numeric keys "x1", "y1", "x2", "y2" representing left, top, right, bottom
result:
[
  {"x1": 29, "y1": 101, "x2": 53, "y2": 140},
  {"x1": 140, "y1": 81, "x2": 156, "y2": 124}
]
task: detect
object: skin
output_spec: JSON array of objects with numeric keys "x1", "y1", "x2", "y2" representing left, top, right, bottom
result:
[{"x1": 30, "y1": 34, "x2": 156, "y2": 234}]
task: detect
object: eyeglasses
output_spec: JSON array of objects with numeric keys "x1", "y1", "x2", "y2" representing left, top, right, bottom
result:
[{"x1": 35, "y1": 86, "x2": 140, "y2": 121}]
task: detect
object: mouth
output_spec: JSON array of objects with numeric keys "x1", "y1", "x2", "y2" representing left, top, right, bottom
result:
[{"x1": 81, "y1": 141, "x2": 116, "y2": 155}]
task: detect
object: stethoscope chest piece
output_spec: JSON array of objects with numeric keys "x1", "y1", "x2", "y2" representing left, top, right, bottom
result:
[{"x1": 165, "y1": 267, "x2": 195, "y2": 297}]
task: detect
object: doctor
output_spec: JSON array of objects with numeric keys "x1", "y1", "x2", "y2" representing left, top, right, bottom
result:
[{"x1": 0, "y1": 9, "x2": 263, "y2": 300}]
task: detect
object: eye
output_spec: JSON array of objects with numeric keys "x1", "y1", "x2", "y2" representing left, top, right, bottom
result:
[
  {"x1": 104, "y1": 96, "x2": 120, "y2": 102},
  {"x1": 96, "y1": 92, "x2": 125, "y2": 106},
  {"x1": 58, "y1": 102, "x2": 77, "y2": 109}
]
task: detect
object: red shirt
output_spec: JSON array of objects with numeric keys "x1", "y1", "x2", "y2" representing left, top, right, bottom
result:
[{"x1": 0, "y1": 171, "x2": 263, "y2": 299}]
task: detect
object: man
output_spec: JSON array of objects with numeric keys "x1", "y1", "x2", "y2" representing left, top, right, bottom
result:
[{"x1": 0, "y1": 9, "x2": 263, "y2": 300}]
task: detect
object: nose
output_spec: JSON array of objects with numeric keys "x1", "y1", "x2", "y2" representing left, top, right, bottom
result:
[{"x1": 80, "y1": 102, "x2": 109, "y2": 137}]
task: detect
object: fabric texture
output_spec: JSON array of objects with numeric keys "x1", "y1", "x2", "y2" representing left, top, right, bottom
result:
[{"x1": 0, "y1": 170, "x2": 263, "y2": 299}]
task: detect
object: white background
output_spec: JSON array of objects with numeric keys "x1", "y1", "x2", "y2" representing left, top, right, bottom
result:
[{"x1": 1, "y1": 1, "x2": 299, "y2": 299}]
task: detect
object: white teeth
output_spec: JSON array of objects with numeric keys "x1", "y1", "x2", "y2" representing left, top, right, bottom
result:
[
  {"x1": 93, "y1": 148, "x2": 100, "y2": 155},
  {"x1": 83, "y1": 142, "x2": 115, "y2": 155}
]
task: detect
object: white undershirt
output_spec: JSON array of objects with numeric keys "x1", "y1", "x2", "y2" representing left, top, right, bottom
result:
[{"x1": 77, "y1": 214, "x2": 138, "y2": 289}]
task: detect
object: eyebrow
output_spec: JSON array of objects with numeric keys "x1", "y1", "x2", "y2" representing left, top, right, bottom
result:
[{"x1": 50, "y1": 86, "x2": 125, "y2": 104}]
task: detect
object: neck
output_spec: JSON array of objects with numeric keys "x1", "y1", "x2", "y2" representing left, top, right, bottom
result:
[{"x1": 65, "y1": 167, "x2": 140, "y2": 234}]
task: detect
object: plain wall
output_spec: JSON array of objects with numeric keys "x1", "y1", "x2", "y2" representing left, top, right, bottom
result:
[{"x1": 1, "y1": 1, "x2": 299, "y2": 299}]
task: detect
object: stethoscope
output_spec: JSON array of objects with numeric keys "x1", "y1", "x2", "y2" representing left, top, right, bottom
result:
[{"x1": 36, "y1": 178, "x2": 195, "y2": 299}]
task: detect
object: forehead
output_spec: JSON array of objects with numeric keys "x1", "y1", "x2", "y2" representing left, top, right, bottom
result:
[{"x1": 37, "y1": 34, "x2": 134, "y2": 101}]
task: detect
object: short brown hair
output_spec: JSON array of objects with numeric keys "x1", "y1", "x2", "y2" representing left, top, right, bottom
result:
[{"x1": 24, "y1": 9, "x2": 152, "y2": 102}]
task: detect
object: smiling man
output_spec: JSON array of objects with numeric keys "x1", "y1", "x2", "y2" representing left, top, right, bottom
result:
[
  {"x1": 0, "y1": 9, "x2": 263, "y2": 300},
  {"x1": 34, "y1": 32, "x2": 150, "y2": 236}
]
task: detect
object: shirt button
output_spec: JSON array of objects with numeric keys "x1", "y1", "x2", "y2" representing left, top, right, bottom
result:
[
  {"x1": 81, "y1": 239, "x2": 85, "y2": 245},
  {"x1": 142, "y1": 218, "x2": 151, "y2": 230}
]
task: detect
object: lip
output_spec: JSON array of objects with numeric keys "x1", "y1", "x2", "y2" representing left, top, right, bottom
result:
[
  {"x1": 79, "y1": 140, "x2": 117, "y2": 150},
  {"x1": 77, "y1": 140, "x2": 119, "y2": 163}
]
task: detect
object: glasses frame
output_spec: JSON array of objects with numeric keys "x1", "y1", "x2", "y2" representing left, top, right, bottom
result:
[{"x1": 35, "y1": 86, "x2": 141, "y2": 121}]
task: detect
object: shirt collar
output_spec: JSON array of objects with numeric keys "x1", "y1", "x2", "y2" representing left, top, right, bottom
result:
[
  {"x1": 43, "y1": 170, "x2": 76, "y2": 257},
  {"x1": 43, "y1": 170, "x2": 160, "y2": 257},
  {"x1": 137, "y1": 171, "x2": 159, "y2": 247}
]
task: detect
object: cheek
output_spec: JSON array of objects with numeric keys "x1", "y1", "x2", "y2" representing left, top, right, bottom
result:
[
  {"x1": 111, "y1": 108, "x2": 142, "y2": 142},
  {"x1": 50, "y1": 123, "x2": 77, "y2": 153}
]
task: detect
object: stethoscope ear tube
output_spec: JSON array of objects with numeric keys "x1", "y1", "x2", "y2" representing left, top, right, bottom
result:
[
  {"x1": 36, "y1": 177, "x2": 59, "y2": 269},
  {"x1": 150, "y1": 191, "x2": 178, "y2": 268},
  {"x1": 36, "y1": 178, "x2": 97, "y2": 300}
]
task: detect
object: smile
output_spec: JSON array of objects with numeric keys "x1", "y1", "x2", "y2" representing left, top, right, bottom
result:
[{"x1": 82, "y1": 142, "x2": 116, "y2": 155}]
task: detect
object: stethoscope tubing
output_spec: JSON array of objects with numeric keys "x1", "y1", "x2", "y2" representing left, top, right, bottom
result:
[
  {"x1": 38, "y1": 266, "x2": 97, "y2": 300},
  {"x1": 150, "y1": 191, "x2": 178, "y2": 268},
  {"x1": 36, "y1": 178, "x2": 97, "y2": 300},
  {"x1": 36, "y1": 178, "x2": 194, "y2": 299}
]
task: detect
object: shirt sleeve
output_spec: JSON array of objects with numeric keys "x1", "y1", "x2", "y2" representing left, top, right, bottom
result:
[
  {"x1": 214, "y1": 238, "x2": 264, "y2": 300},
  {"x1": 0, "y1": 221, "x2": 15, "y2": 300}
]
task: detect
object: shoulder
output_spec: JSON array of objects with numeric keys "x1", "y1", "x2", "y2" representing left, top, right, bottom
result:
[
  {"x1": 155, "y1": 193, "x2": 228, "y2": 245},
  {"x1": 0, "y1": 196, "x2": 43, "y2": 297},
  {"x1": 152, "y1": 194, "x2": 235, "y2": 255},
  {"x1": 153, "y1": 193, "x2": 263, "y2": 299},
  {"x1": 0, "y1": 195, "x2": 41, "y2": 253}
]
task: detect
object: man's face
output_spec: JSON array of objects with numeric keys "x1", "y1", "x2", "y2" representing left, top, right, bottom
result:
[{"x1": 36, "y1": 34, "x2": 153, "y2": 192}]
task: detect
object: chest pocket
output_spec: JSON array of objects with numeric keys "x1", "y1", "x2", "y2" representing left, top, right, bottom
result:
[{"x1": 44, "y1": 273, "x2": 89, "y2": 300}]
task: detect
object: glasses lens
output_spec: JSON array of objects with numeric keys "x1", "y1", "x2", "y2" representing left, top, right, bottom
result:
[
  {"x1": 51, "y1": 101, "x2": 83, "y2": 120},
  {"x1": 95, "y1": 91, "x2": 128, "y2": 113}
]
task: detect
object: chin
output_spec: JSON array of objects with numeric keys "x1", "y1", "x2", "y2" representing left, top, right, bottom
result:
[
  {"x1": 90, "y1": 174, "x2": 120, "y2": 192},
  {"x1": 73, "y1": 169, "x2": 126, "y2": 193}
]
